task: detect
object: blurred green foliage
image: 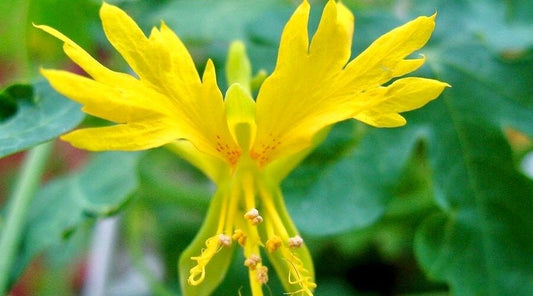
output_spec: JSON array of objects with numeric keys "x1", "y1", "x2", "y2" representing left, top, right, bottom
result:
[{"x1": 1, "y1": 0, "x2": 532, "y2": 295}]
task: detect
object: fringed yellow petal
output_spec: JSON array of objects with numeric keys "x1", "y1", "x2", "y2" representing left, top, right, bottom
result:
[
  {"x1": 253, "y1": 8, "x2": 442, "y2": 167},
  {"x1": 354, "y1": 77, "x2": 450, "y2": 127},
  {"x1": 354, "y1": 112, "x2": 407, "y2": 128},
  {"x1": 158, "y1": 22, "x2": 200, "y2": 84},
  {"x1": 61, "y1": 120, "x2": 178, "y2": 151},
  {"x1": 274, "y1": 0, "x2": 310, "y2": 72},
  {"x1": 100, "y1": 3, "x2": 200, "y2": 95},
  {"x1": 100, "y1": 3, "x2": 158, "y2": 82},
  {"x1": 308, "y1": 0, "x2": 353, "y2": 76},
  {"x1": 253, "y1": 0, "x2": 355, "y2": 166},
  {"x1": 33, "y1": 24, "x2": 134, "y2": 85},
  {"x1": 40, "y1": 69, "x2": 170, "y2": 122},
  {"x1": 39, "y1": 3, "x2": 239, "y2": 166},
  {"x1": 337, "y1": 14, "x2": 437, "y2": 91},
  {"x1": 192, "y1": 60, "x2": 242, "y2": 165}
]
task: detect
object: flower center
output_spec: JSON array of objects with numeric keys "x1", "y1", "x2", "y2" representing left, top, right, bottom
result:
[{"x1": 187, "y1": 155, "x2": 316, "y2": 295}]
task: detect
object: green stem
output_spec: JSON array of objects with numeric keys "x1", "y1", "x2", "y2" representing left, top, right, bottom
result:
[{"x1": 0, "y1": 141, "x2": 54, "y2": 294}]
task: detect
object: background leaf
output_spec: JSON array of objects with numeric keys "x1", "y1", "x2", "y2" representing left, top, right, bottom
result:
[
  {"x1": 411, "y1": 26, "x2": 533, "y2": 296},
  {"x1": 13, "y1": 152, "x2": 141, "y2": 280},
  {"x1": 0, "y1": 81, "x2": 84, "y2": 158},
  {"x1": 284, "y1": 122, "x2": 427, "y2": 235}
]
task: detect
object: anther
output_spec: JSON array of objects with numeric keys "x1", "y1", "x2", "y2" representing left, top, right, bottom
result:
[
  {"x1": 218, "y1": 234, "x2": 231, "y2": 247},
  {"x1": 232, "y1": 229, "x2": 247, "y2": 246},
  {"x1": 244, "y1": 208, "x2": 263, "y2": 225},
  {"x1": 266, "y1": 236, "x2": 282, "y2": 253},
  {"x1": 251, "y1": 216, "x2": 263, "y2": 225},
  {"x1": 256, "y1": 266, "x2": 269, "y2": 284},
  {"x1": 288, "y1": 235, "x2": 304, "y2": 248},
  {"x1": 244, "y1": 208, "x2": 259, "y2": 219},
  {"x1": 244, "y1": 254, "x2": 262, "y2": 270}
]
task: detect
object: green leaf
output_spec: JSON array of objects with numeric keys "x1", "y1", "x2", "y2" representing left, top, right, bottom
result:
[
  {"x1": 0, "y1": 84, "x2": 33, "y2": 121},
  {"x1": 28, "y1": 0, "x2": 100, "y2": 64},
  {"x1": 0, "y1": 81, "x2": 84, "y2": 158},
  {"x1": 13, "y1": 152, "x2": 140, "y2": 278},
  {"x1": 146, "y1": 0, "x2": 291, "y2": 44},
  {"x1": 284, "y1": 122, "x2": 423, "y2": 235},
  {"x1": 411, "y1": 37, "x2": 533, "y2": 295},
  {"x1": 408, "y1": 0, "x2": 533, "y2": 52},
  {"x1": 143, "y1": 0, "x2": 294, "y2": 90}
]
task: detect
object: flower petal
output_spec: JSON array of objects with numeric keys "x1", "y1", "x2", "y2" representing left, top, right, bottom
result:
[
  {"x1": 34, "y1": 24, "x2": 135, "y2": 85},
  {"x1": 39, "y1": 3, "x2": 239, "y2": 165},
  {"x1": 337, "y1": 14, "x2": 437, "y2": 91},
  {"x1": 99, "y1": 2, "x2": 163, "y2": 83},
  {"x1": 253, "y1": 0, "x2": 354, "y2": 166},
  {"x1": 253, "y1": 4, "x2": 443, "y2": 167},
  {"x1": 308, "y1": 0, "x2": 353, "y2": 77},
  {"x1": 61, "y1": 119, "x2": 179, "y2": 151},
  {"x1": 273, "y1": 0, "x2": 310, "y2": 73},
  {"x1": 353, "y1": 77, "x2": 450, "y2": 127},
  {"x1": 99, "y1": 4, "x2": 238, "y2": 164},
  {"x1": 40, "y1": 69, "x2": 171, "y2": 123},
  {"x1": 99, "y1": 3, "x2": 200, "y2": 95}
]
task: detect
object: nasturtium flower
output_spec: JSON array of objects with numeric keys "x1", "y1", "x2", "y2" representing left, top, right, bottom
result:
[{"x1": 37, "y1": 0, "x2": 448, "y2": 295}]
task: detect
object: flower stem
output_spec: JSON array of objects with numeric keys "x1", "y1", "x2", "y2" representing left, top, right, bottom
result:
[{"x1": 0, "y1": 141, "x2": 53, "y2": 294}]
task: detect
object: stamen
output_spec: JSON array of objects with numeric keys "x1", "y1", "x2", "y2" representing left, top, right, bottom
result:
[
  {"x1": 288, "y1": 235, "x2": 304, "y2": 248},
  {"x1": 232, "y1": 229, "x2": 247, "y2": 246},
  {"x1": 251, "y1": 216, "x2": 263, "y2": 225},
  {"x1": 244, "y1": 208, "x2": 263, "y2": 225},
  {"x1": 281, "y1": 247, "x2": 316, "y2": 296},
  {"x1": 218, "y1": 234, "x2": 232, "y2": 247},
  {"x1": 244, "y1": 208, "x2": 259, "y2": 219},
  {"x1": 188, "y1": 235, "x2": 226, "y2": 286},
  {"x1": 256, "y1": 265, "x2": 269, "y2": 284},
  {"x1": 266, "y1": 235, "x2": 282, "y2": 253},
  {"x1": 244, "y1": 254, "x2": 262, "y2": 270}
]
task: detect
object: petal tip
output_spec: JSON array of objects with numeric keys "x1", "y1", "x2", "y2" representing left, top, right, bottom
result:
[{"x1": 99, "y1": 1, "x2": 122, "y2": 19}]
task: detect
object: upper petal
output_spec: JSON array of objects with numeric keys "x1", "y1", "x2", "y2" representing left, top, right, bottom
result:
[
  {"x1": 353, "y1": 77, "x2": 450, "y2": 127},
  {"x1": 39, "y1": 4, "x2": 239, "y2": 167},
  {"x1": 253, "y1": 3, "x2": 445, "y2": 167},
  {"x1": 336, "y1": 14, "x2": 437, "y2": 92},
  {"x1": 99, "y1": 3, "x2": 238, "y2": 164},
  {"x1": 253, "y1": 0, "x2": 354, "y2": 166},
  {"x1": 33, "y1": 24, "x2": 138, "y2": 85}
]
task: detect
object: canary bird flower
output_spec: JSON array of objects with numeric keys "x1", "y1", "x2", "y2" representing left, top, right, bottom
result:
[{"x1": 36, "y1": 1, "x2": 448, "y2": 295}]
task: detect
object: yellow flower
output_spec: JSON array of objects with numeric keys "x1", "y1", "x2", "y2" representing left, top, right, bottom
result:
[{"x1": 37, "y1": 1, "x2": 448, "y2": 295}]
